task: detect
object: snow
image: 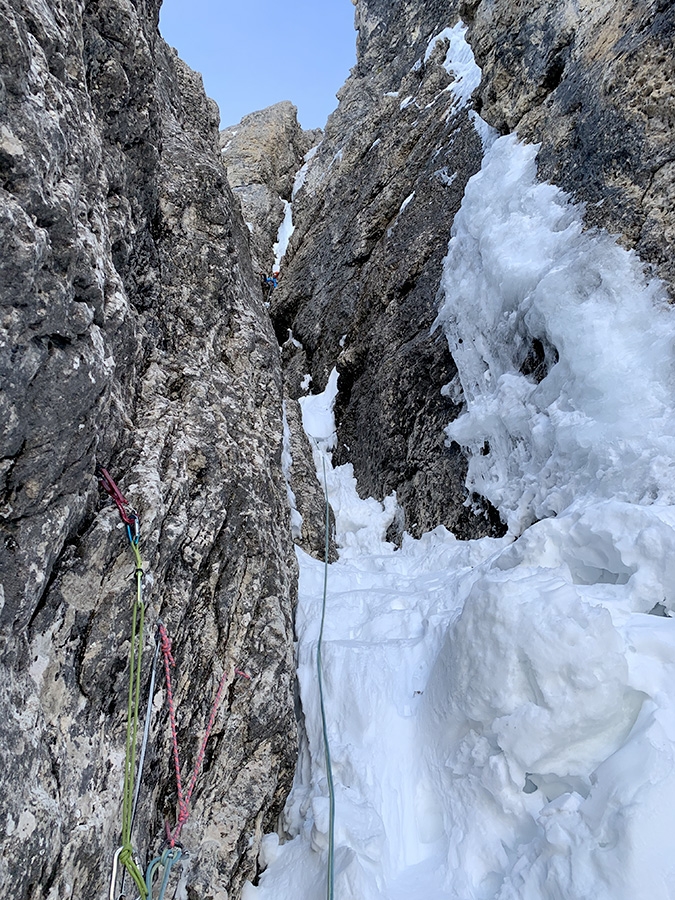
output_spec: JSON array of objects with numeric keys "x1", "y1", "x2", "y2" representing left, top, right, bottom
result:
[
  {"x1": 273, "y1": 199, "x2": 295, "y2": 270},
  {"x1": 434, "y1": 135, "x2": 675, "y2": 535},
  {"x1": 399, "y1": 191, "x2": 415, "y2": 214},
  {"x1": 432, "y1": 167, "x2": 457, "y2": 187},
  {"x1": 469, "y1": 109, "x2": 498, "y2": 151},
  {"x1": 425, "y1": 22, "x2": 482, "y2": 107},
  {"x1": 245, "y1": 53, "x2": 675, "y2": 900},
  {"x1": 292, "y1": 145, "x2": 320, "y2": 200}
]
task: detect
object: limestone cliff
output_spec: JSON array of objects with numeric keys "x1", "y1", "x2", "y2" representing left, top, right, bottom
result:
[
  {"x1": 270, "y1": 0, "x2": 503, "y2": 541},
  {"x1": 270, "y1": 0, "x2": 673, "y2": 543},
  {"x1": 2, "y1": 0, "x2": 673, "y2": 896},
  {"x1": 463, "y1": 0, "x2": 675, "y2": 294},
  {"x1": 0, "y1": 1, "x2": 296, "y2": 897},
  {"x1": 219, "y1": 102, "x2": 321, "y2": 276}
]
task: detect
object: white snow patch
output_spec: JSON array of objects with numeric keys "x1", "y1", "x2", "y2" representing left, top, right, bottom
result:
[
  {"x1": 470, "y1": 109, "x2": 498, "y2": 150},
  {"x1": 399, "y1": 192, "x2": 415, "y2": 213},
  {"x1": 272, "y1": 200, "x2": 294, "y2": 270},
  {"x1": 432, "y1": 167, "x2": 457, "y2": 187},
  {"x1": 426, "y1": 22, "x2": 482, "y2": 107},
  {"x1": 292, "y1": 145, "x2": 320, "y2": 199}
]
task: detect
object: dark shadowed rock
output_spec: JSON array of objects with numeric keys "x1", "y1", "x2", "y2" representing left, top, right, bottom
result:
[{"x1": 270, "y1": 0, "x2": 504, "y2": 540}]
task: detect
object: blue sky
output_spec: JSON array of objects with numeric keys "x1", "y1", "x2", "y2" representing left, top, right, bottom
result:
[{"x1": 159, "y1": 0, "x2": 357, "y2": 130}]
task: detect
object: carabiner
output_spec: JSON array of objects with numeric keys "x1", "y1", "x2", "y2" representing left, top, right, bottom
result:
[
  {"x1": 109, "y1": 847, "x2": 123, "y2": 900},
  {"x1": 145, "y1": 847, "x2": 183, "y2": 900}
]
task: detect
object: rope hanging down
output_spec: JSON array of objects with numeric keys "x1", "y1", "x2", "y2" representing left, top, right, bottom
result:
[
  {"x1": 99, "y1": 466, "x2": 148, "y2": 900},
  {"x1": 318, "y1": 457, "x2": 336, "y2": 900},
  {"x1": 158, "y1": 623, "x2": 248, "y2": 848},
  {"x1": 99, "y1": 465, "x2": 251, "y2": 900}
]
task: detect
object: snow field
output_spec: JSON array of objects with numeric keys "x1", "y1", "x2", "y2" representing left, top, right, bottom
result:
[{"x1": 244, "y1": 26, "x2": 675, "y2": 900}]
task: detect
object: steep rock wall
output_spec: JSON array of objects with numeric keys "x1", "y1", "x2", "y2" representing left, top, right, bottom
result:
[
  {"x1": 272, "y1": 0, "x2": 503, "y2": 541},
  {"x1": 219, "y1": 102, "x2": 321, "y2": 276},
  {"x1": 463, "y1": 0, "x2": 675, "y2": 294},
  {"x1": 0, "y1": 1, "x2": 296, "y2": 897},
  {"x1": 271, "y1": 0, "x2": 672, "y2": 542}
]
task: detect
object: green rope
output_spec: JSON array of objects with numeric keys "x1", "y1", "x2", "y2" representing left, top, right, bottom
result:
[
  {"x1": 317, "y1": 457, "x2": 336, "y2": 900},
  {"x1": 119, "y1": 530, "x2": 148, "y2": 899}
]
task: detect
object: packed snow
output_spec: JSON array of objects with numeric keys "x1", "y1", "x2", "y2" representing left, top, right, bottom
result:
[
  {"x1": 273, "y1": 200, "x2": 295, "y2": 271},
  {"x1": 292, "y1": 145, "x2": 320, "y2": 200},
  {"x1": 425, "y1": 23, "x2": 481, "y2": 107},
  {"x1": 244, "y1": 23, "x2": 675, "y2": 900}
]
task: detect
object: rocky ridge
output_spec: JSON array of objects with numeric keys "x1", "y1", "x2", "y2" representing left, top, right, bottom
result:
[{"x1": 219, "y1": 102, "x2": 321, "y2": 276}]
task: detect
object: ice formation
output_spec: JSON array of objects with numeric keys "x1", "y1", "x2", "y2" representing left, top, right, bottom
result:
[{"x1": 244, "y1": 30, "x2": 675, "y2": 900}]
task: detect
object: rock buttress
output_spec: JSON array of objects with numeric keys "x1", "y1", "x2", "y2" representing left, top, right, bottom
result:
[
  {"x1": 462, "y1": 0, "x2": 675, "y2": 295},
  {"x1": 0, "y1": 0, "x2": 297, "y2": 897},
  {"x1": 220, "y1": 101, "x2": 321, "y2": 276},
  {"x1": 270, "y1": 0, "x2": 504, "y2": 540}
]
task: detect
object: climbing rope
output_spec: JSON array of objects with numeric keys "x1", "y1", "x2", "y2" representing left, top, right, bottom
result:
[
  {"x1": 158, "y1": 622, "x2": 245, "y2": 848},
  {"x1": 317, "y1": 457, "x2": 336, "y2": 900},
  {"x1": 100, "y1": 466, "x2": 251, "y2": 900},
  {"x1": 99, "y1": 466, "x2": 148, "y2": 899},
  {"x1": 132, "y1": 638, "x2": 161, "y2": 831}
]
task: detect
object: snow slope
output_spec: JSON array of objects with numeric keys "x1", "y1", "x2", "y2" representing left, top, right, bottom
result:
[{"x1": 245, "y1": 29, "x2": 675, "y2": 900}]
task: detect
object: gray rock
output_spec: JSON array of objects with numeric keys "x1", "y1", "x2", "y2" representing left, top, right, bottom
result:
[
  {"x1": 220, "y1": 102, "x2": 322, "y2": 275},
  {"x1": 271, "y1": 0, "x2": 505, "y2": 541},
  {"x1": 462, "y1": 0, "x2": 675, "y2": 294},
  {"x1": 0, "y1": 2, "x2": 296, "y2": 898}
]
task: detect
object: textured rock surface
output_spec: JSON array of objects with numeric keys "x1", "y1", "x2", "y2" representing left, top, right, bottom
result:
[
  {"x1": 0, "y1": 1, "x2": 296, "y2": 897},
  {"x1": 271, "y1": 0, "x2": 674, "y2": 542},
  {"x1": 219, "y1": 102, "x2": 321, "y2": 275},
  {"x1": 270, "y1": 0, "x2": 503, "y2": 540},
  {"x1": 3, "y1": 0, "x2": 674, "y2": 895},
  {"x1": 463, "y1": 0, "x2": 675, "y2": 294}
]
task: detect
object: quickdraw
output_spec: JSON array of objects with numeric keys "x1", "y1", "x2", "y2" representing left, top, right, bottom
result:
[
  {"x1": 99, "y1": 465, "x2": 148, "y2": 899},
  {"x1": 99, "y1": 465, "x2": 251, "y2": 900}
]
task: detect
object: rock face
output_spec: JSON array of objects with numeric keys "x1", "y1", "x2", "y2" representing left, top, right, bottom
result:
[
  {"x1": 463, "y1": 0, "x2": 675, "y2": 295},
  {"x1": 2, "y1": 0, "x2": 673, "y2": 895},
  {"x1": 0, "y1": 1, "x2": 296, "y2": 897},
  {"x1": 219, "y1": 102, "x2": 321, "y2": 275},
  {"x1": 270, "y1": 0, "x2": 503, "y2": 541},
  {"x1": 269, "y1": 0, "x2": 674, "y2": 542}
]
